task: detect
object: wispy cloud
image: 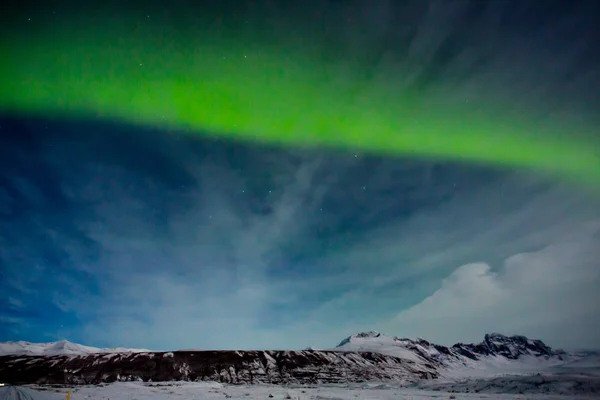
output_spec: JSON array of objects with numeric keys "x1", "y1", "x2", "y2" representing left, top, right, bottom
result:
[
  {"x1": 2, "y1": 121, "x2": 598, "y2": 350},
  {"x1": 275, "y1": 175, "x2": 600, "y2": 349}
]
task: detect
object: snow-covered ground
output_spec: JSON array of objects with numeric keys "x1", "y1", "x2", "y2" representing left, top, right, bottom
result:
[
  {"x1": 442, "y1": 354, "x2": 572, "y2": 379},
  {"x1": 413, "y1": 353, "x2": 600, "y2": 397},
  {"x1": 1, "y1": 380, "x2": 599, "y2": 400},
  {"x1": 556, "y1": 352, "x2": 600, "y2": 370},
  {"x1": 413, "y1": 372, "x2": 600, "y2": 397}
]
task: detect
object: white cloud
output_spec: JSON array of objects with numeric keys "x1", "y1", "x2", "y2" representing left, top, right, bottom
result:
[
  {"x1": 383, "y1": 221, "x2": 600, "y2": 349},
  {"x1": 61, "y1": 153, "x2": 348, "y2": 350}
]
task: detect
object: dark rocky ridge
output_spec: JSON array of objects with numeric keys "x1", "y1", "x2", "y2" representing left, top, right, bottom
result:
[
  {"x1": 337, "y1": 331, "x2": 566, "y2": 366},
  {"x1": 0, "y1": 350, "x2": 436, "y2": 386},
  {"x1": 451, "y1": 333, "x2": 566, "y2": 361}
]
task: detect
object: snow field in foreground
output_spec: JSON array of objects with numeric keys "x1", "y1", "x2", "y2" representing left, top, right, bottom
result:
[{"x1": 2, "y1": 380, "x2": 599, "y2": 400}]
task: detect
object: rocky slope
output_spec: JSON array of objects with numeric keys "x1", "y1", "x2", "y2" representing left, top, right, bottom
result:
[
  {"x1": 0, "y1": 333, "x2": 574, "y2": 386},
  {"x1": 0, "y1": 349, "x2": 436, "y2": 385}
]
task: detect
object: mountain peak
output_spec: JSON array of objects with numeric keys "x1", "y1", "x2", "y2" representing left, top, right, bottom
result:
[
  {"x1": 355, "y1": 331, "x2": 381, "y2": 338},
  {"x1": 452, "y1": 333, "x2": 560, "y2": 360},
  {"x1": 484, "y1": 332, "x2": 507, "y2": 341},
  {"x1": 336, "y1": 331, "x2": 382, "y2": 347}
]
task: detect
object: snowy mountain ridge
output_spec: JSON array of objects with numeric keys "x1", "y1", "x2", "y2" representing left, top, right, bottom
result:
[
  {"x1": 0, "y1": 339, "x2": 150, "y2": 356},
  {"x1": 334, "y1": 331, "x2": 575, "y2": 377},
  {"x1": 0, "y1": 332, "x2": 570, "y2": 361},
  {"x1": 0, "y1": 332, "x2": 597, "y2": 387}
]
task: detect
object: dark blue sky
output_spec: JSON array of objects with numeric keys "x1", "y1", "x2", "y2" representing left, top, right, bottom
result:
[{"x1": 1, "y1": 116, "x2": 599, "y2": 350}]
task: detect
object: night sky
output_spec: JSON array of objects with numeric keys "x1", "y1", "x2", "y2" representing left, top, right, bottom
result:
[{"x1": 1, "y1": 1, "x2": 599, "y2": 351}]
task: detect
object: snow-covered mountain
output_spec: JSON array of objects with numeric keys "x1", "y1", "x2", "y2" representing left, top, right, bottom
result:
[
  {"x1": 0, "y1": 333, "x2": 594, "y2": 387},
  {"x1": 0, "y1": 340, "x2": 150, "y2": 356},
  {"x1": 334, "y1": 331, "x2": 574, "y2": 377},
  {"x1": 336, "y1": 331, "x2": 463, "y2": 367},
  {"x1": 452, "y1": 332, "x2": 566, "y2": 360}
]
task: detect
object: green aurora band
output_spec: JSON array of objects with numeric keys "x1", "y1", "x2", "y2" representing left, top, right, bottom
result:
[{"x1": 1, "y1": 12, "x2": 599, "y2": 184}]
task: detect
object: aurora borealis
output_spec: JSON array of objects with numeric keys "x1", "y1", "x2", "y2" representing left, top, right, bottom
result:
[{"x1": 2, "y1": 1, "x2": 599, "y2": 182}]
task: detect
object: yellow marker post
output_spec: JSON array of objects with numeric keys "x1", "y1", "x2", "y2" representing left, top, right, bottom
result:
[{"x1": 66, "y1": 390, "x2": 71, "y2": 400}]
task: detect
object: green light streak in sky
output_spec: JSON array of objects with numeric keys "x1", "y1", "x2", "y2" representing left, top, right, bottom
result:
[{"x1": 1, "y1": 16, "x2": 598, "y2": 183}]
